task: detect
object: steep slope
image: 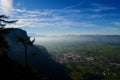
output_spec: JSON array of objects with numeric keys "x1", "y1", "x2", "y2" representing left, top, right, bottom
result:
[{"x1": 0, "y1": 28, "x2": 70, "y2": 80}]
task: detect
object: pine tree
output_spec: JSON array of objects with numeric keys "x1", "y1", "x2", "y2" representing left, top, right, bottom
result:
[
  {"x1": 17, "y1": 35, "x2": 35, "y2": 69},
  {"x1": 0, "y1": 15, "x2": 17, "y2": 29}
]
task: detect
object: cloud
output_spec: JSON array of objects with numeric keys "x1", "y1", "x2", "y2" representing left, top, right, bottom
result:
[
  {"x1": 64, "y1": 1, "x2": 116, "y2": 13},
  {"x1": 113, "y1": 22, "x2": 120, "y2": 26},
  {"x1": 111, "y1": 28, "x2": 119, "y2": 30},
  {"x1": 0, "y1": 0, "x2": 13, "y2": 15},
  {"x1": 2, "y1": 0, "x2": 115, "y2": 29},
  {"x1": 89, "y1": 14, "x2": 103, "y2": 18},
  {"x1": 90, "y1": 3, "x2": 116, "y2": 12},
  {"x1": 64, "y1": 3, "x2": 83, "y2": 9},
  {"x1": 2, "y1": 0, "x2": 118, "y2": 35},
  {"x1": 8, "y1": 8, "x2": 97, "y2": 29}
]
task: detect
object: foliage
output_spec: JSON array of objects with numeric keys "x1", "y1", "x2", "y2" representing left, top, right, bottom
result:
[{"x1": 0, "y1": 15, "x2": 17, "y2": 29}]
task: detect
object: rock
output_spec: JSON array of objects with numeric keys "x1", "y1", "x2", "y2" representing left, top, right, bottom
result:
[{"x1": 0, "y1": 28, "x2": 69, "y2": 80}]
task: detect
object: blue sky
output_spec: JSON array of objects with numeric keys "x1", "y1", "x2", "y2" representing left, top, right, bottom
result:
[{"x1": 0, "y1": 0, "x2": 120, "y2": 36}]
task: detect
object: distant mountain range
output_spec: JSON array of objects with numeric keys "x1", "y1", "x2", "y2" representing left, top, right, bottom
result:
[
  {"x1": 34, "y1": 34, "x2": 120, "y2": 37},
  {"x1": 35, "y1": 35, "x2": 120, "y2": 43}
]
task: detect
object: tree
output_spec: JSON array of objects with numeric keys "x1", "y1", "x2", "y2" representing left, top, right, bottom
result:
[
  {"x1": 17, "y1": 35, "x2": 35, "y2": 69},
  {"x1": 0, "y1": 15, "x2": 17, "y2": 56},
  {"x1": 0, "y1": 15, "x2": 17, "y2": 29}
]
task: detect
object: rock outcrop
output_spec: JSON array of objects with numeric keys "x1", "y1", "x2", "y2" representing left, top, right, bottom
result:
[{"x1": 0, "y1": 28, "x2": 69, "y2": 80}]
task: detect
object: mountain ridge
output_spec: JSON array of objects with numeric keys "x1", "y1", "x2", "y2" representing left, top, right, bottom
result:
[{"x1": 0, "y1": 28, "x2": 70, "y2": 80}]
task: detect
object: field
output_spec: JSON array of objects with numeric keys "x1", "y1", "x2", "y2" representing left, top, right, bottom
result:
[{"x1": 35, "y1": 35, "x2": 120, "y2": 80}]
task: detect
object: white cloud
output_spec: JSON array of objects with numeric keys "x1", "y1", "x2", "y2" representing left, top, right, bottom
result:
[
  {"x1": 64, "y1": 3, "x2": 83, "y2": 9},
  {"x1": 9, "y1": 8, "x2": 96, "y2": 28},
  {"x1": 91, "y1": 3, "x2": 116, "y2": 12},
  {"x1": 111, "y1": 28, "x2": 119, "y2": 30},
  {"x1": 90, "y1": 14, "x2": 103, "y2": 18},
  {"x1": 113, "y1": 22, "x2": 120, "y2": 26},
  {"x1": 5, "y1": 8, "x2": 88, "y2": 28},
  {"x1": 64, "y1": 2, "x2": 116, "y2": 13},
  {"x1": 0, "y1": 0, "x2": 13, "y2": 15}
]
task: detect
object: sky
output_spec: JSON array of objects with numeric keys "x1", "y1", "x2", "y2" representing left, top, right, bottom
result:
[{"x1": 0, "y1": 0, "x2": 120, "y2": 36}]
